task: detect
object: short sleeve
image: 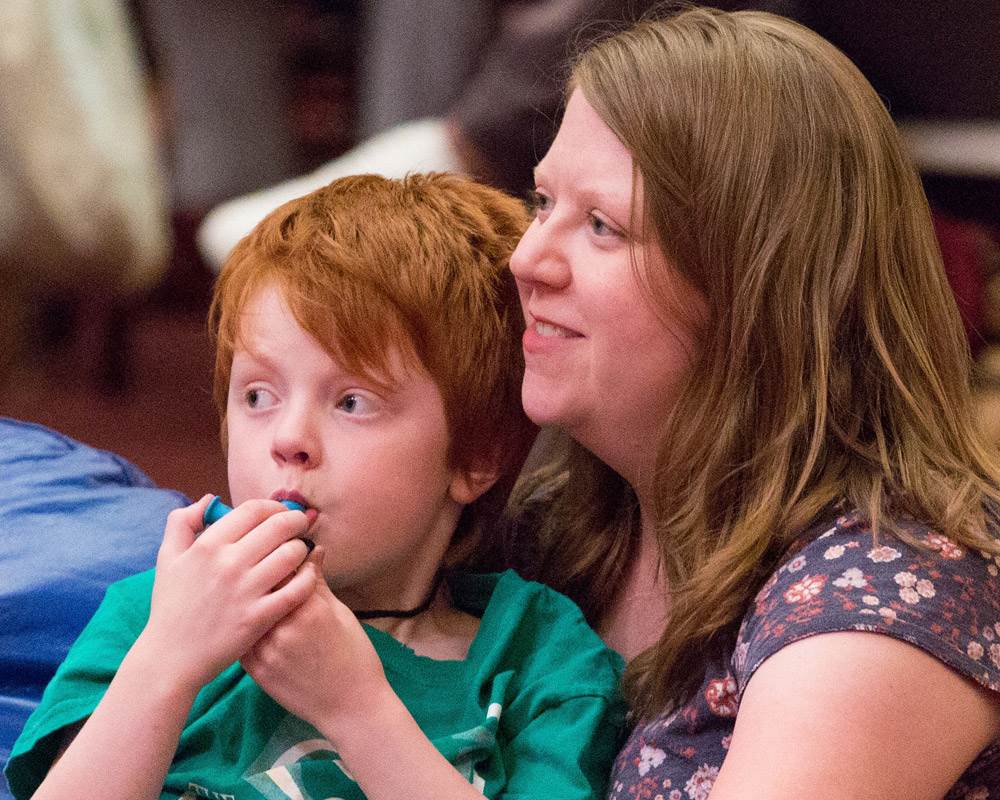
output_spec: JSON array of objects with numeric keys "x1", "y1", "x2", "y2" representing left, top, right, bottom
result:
[
  {"x1": 498, "y1": 692, "x2": 625, "y2": 799},
  {"x1": 3, "y1": 571, "x2": 154, "y2": 800},
  {"x1": 465, "y1": 571, "x2": 626, "y2": 799},
  {"x1": 733, "y1": 514, "x2": 1000, "y2": 697}
]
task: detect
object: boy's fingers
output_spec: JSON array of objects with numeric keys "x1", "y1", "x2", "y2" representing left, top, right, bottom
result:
[
  {"x1": 199, "y1": 499, "x2": 292, "y2": 547},
  {"x1": 254, "y1": 560, "x2": 317, "y2": 630},
  {"x1": 250, "y1": 538, "x2": 314, "y2": 593},
  {"x1": 234, "y1": 508, "x2": 313, "y2": 565},
  {"x1": 159, "y1": 495, "x2": 214, "y2": 563}
]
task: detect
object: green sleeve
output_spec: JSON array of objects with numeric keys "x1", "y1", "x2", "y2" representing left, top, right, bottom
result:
[
  {"x1": 471, "y1": 572, "x2": 627, "y2": 799},
  {"x1": 499, "y1": 691, "x2": 625, "y2": 799},
  {"x1": 4, "y1": 570, "x2": 154, "y2": 800}
]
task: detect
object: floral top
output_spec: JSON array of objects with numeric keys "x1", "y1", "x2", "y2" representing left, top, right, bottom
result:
[{"x1": 609, "y1": 511, "x2": 1000, "y2": 800}]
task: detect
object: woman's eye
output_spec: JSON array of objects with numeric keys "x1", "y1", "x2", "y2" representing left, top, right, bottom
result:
[
  {"x1": 337, "y1": 392, "x2": 375, "y2": 415},
  {"x1": 526, "y1": 189, "x2": 552, "y2": 216},
  {"x1": 589, "y1": 213, "x2": 620, "y2": 238},
  {"x1": 245, "y1": 387, "x2": 277, "y2": 409}
]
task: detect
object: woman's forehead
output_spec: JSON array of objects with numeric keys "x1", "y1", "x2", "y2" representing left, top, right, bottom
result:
[{"x1": 536, "y1": 90, "x2": 639, "y2": 213}]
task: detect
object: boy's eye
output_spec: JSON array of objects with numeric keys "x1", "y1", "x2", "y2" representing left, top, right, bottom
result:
[
  {"x1": 245, "y1": 387, "x2": 277, "y2": 409},
  {"x1": 336, "y1": 392, "x2": 376, "y2": 416}
]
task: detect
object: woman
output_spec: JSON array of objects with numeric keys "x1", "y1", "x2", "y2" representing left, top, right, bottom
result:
[{"x1": 506, "y1": 7, "x2": 1000, "y2": 798}]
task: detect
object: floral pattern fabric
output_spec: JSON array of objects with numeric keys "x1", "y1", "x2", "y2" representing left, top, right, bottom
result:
[{"x1": 608, "y1": 512, "x2": 1000, "y2": 800}]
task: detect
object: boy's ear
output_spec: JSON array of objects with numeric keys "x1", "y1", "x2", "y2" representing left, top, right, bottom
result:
[{"x1": 448, "y1": 464, "x2": 502, "y2": 505}]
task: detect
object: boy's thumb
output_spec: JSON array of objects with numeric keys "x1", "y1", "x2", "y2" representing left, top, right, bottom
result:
[
  {"x1": 308, "y1": 545, "x2": 326, "y2": 585},
  {"x1": 159, "y1": 494, "x2": 214, "y2": 562}
]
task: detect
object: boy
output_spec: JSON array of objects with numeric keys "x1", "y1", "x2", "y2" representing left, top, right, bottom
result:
[{"x1": 5, "y1": 174, "x2": 624, "y2": 800}]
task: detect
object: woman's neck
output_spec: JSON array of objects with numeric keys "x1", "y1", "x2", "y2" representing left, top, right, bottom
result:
[{"x1": 598, "y1": 508, "x2": 668, "y2": 661}]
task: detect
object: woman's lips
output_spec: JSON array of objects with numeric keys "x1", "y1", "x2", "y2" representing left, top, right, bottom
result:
[
  {"x1": 523, "y1": 318, "x2": 582, "y2": 355},
  {"x1": 534, "y1": 320, "x2": 578, "y2": 338}
]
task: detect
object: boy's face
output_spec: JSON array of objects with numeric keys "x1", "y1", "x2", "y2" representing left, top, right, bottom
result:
[{"x1": 225, "y1": 283, "x2": 470, "y2": 610}]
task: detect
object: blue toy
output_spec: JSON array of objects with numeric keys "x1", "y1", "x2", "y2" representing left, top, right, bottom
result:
[{"x1": 203, "y1": 496, "x2": 306, "y2": 526}]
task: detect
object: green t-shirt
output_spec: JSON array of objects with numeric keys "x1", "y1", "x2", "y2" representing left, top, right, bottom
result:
[{"x1": 6, "y1": 569, "x2": 624, "y2": 800}]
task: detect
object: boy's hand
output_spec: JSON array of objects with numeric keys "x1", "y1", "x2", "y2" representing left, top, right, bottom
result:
[
  {"x1": 137, "y1": 496, "x2": 316, "y2": 693},
  {"x1": 241, "y1": 546, "x2": 391, "y2": 737}
]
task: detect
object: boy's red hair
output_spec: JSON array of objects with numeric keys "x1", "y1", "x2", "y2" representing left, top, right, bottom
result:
[{"x1": 209, "y1": 173, "x2": 536, "y2": 564}]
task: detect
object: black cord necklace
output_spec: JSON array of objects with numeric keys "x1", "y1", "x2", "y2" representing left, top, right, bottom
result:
[{"x1": 353, "y1": 572, "x2": 444, "y2": 620}]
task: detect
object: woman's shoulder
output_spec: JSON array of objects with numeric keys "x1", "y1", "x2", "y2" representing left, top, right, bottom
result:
[
  {"x1": 769, "y1": 509, "x2": 999, "y2": 601},
  {"x1": 733, "y1": 510, "x2": 1000, "y2": 694}
]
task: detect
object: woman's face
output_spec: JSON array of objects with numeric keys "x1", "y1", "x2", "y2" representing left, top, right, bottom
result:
[{"x1": 510, "y1": 89, "x2": 702, "y2": 483}]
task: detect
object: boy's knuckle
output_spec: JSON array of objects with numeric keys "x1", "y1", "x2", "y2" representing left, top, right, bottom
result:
[
  {"x1": 250, "y1": 498, "x2": 284, "y2": 515},
  {"x1": 189, "y1": 535, "x2": 216, "y2": 560},
  {"x1": 214, "y1": 549, "x2": 242, "y2": 578},
  {"x1": 230, "y1": 499, "x2": 264, "y2": 522},
  {"x1": 285, "y1": 537, "x2": 307, "y2": 557},
  {"x1": 259, "y1": 638, "x2": 281, "y2": 664}
]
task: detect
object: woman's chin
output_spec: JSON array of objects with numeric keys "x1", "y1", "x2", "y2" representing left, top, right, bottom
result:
[{"x1": 520, "y1": 383, "x2": 572, "y2": 429}]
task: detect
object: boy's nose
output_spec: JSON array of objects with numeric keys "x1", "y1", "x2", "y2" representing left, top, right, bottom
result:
[
  {"x1": 270, "y1": 414, "x2": 320, "y2": 468},
  {"x1": 272, "y1": 445, "x2": 313, "y2": 466}
]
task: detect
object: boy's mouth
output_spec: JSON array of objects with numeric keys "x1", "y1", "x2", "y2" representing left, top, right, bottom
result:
[{"x1": 271, "y1": 489, "x2": 310, "y2": 508}]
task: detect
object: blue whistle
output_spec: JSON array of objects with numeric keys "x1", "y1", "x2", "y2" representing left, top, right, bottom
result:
[{"x1": 203, "y1": 496, "x2": 307, "y2": 526}]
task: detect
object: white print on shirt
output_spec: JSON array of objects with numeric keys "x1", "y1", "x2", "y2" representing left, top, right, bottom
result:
[
  {"x1": 238, "y1": 706, "x2": 504, "y2": 800},
  {"x1": 242, "y1": 716, "x2": 341, "y2": 800},
  {"x1": 182, "y1": 783, "x2": 235, "y2": 800},
  {"x1": 453, "y1": 702, "x2": 502, "y2": 792}
]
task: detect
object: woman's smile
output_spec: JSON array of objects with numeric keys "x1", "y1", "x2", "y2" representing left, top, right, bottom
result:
[{"x1": 522, "y1": 315, "x2": 583, "y2": 354}]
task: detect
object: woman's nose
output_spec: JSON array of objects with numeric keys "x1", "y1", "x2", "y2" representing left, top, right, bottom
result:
[{"x1": 510, "y1": 218, "x2": 571, "y2": 290}]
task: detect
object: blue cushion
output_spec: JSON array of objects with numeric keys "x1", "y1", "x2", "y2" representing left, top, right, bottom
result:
[{"x1": 0, "y1": 418, "x2": 188, "y2": 798}]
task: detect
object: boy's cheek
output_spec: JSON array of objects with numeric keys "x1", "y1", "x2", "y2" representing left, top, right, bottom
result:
[{"x1": 224, "y1": 438, "x2": 258, "y2": 506}]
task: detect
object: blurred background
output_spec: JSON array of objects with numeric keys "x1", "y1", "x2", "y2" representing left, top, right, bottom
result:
[{"x1": 0, "y1": 0, "x2": 998, "y2": 502}]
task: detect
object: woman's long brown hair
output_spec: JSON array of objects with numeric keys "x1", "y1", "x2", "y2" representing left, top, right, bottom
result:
[{"x1": 513, "y1": 7, "x2": 1000, "y2": 722}]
